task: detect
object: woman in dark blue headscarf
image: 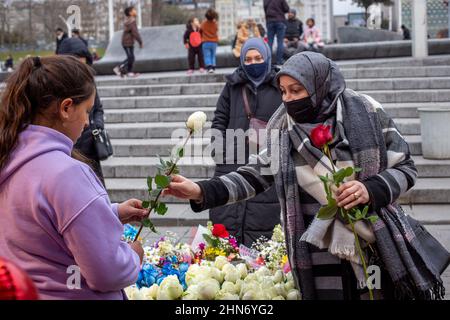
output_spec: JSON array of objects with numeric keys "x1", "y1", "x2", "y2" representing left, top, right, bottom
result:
[{"x1": 208, "y1": 37, "x2": 282, "y2": 247}]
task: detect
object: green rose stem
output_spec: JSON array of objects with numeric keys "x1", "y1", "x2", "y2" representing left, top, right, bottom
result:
[
  {"x1": 133, "y1": 129, "x2": 194, "y2": 242},
  {"x1": 344, "y1": 209, "x2": 374, "y2": 300},
  {"x1": 323, "y1": 142, "x2": 374, "y2": 300}
]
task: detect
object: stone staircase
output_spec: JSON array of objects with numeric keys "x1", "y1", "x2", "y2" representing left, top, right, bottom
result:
[{"x1": 94, "y1": 61, "x2": 450, "y2": 237}]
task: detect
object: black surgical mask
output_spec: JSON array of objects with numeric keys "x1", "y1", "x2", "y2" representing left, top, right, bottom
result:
[{"x1": 284, "y1": 96, "x2": 319, "y2": 123}]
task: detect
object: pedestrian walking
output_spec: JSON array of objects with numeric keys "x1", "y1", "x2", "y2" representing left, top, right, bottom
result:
[{"x1": 113, "y1": 6, "x2": 143, "y2": 78}]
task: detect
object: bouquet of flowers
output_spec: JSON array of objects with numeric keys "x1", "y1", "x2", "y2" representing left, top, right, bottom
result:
[
  {"x1": 126, "y1": 255, "x2": 301, "y2": 300},
  {"x1": 124, "y1": 226, "x2": 194, "y2": 291},
  {"x1": 194, "y1": 222, "x2": 240, "y2": 263},
  {"x1": 252, "y1": 225, "x2": 290, "y2": 272}
]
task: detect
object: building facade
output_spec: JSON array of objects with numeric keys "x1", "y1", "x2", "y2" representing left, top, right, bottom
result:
[{"x1": 401, "y1": 0, "x2": 449, "y2": 38}]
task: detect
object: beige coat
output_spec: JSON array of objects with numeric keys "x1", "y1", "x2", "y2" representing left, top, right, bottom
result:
[{"x1": 232, "y1": 23, "x2": 261, "y2": 58}]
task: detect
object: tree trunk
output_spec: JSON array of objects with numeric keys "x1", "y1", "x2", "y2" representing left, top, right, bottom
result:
[
  {"x1": 365, "y1": 6, "x2": 369, "y2": 27},
  {"x1": 151, "y1": 0, "x2": 162, "y2": 26}
]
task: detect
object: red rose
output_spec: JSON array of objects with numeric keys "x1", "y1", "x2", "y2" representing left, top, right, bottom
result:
[
  {"x1": 212, "y1": 224, "x2": 229, "y2": 238},
  {"x1": 310, "y1": 124, "x2": 333, "y2": 149}
]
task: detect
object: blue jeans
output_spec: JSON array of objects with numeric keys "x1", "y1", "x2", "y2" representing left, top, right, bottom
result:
[
  {"x1": 267, "y1": 21, "x2": 287, "y2": 65},
  {"x1": 202, "y1": 42, "x2": 218, "y2": 69}
]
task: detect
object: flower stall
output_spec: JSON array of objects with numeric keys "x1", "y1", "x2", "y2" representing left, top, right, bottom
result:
[{"x1": 123, "y1": 223, "x2": 301, "y2": 300}]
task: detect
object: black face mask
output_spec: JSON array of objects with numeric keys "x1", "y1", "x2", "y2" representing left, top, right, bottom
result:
[{"x1": 284, "y1": 96, "x2": 319, "y2": 123}]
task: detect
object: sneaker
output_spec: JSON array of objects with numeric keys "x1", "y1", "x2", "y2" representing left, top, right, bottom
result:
[
  {"x1": 113, "y1": 66, "x2": 121, "y2": 76},
  {"x1": 208, "y1": 69, "x2": 214, "y2": 74},
  {"x1": 187, "y1": 69, "x2": 194, "y2": 75},
  {"x1": 199, "y1": 68, "x2": 205, "y2": 73},
  {"x1": 127, "y1": 72, "x2": 140, "y2": 78}
]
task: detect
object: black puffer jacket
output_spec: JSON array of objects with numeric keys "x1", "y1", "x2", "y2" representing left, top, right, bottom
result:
[{"x1": 210, "y1": 66, "x2": 282, "y2": 247}]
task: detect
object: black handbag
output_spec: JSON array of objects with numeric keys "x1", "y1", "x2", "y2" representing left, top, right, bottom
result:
[
  {"x1": 92, "y1": 128, "x2": 113, "y2": 161},
  {"x1": 407, "y1": 215, "x2": 450, "y2": 275}
]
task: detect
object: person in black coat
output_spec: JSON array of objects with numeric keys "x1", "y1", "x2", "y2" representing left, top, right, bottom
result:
[
  {"x1": 55, "y1": 28, "x2": 68, "y2": 54},
  {"x1": 57, "y1": 37, "x2": 106, "y2": 185},
  {"x1": 210, "y1": 38, "x2": 282, "y2": 247},
  {"x1": 284, "y1": 9, "x2": 303, "y2": 61}
]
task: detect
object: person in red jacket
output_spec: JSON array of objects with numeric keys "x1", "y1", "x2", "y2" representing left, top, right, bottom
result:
[
  {"x1": 0, "y1": 257, "x2": 39, "y2": 300},
  {"x1": 113, "y1": 6, "x2": 143, "y2": 78}
]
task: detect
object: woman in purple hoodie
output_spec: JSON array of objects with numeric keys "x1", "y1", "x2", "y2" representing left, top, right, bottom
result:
[{"x1": 0, "y1": 55, "x2": 147, "y2": 300}]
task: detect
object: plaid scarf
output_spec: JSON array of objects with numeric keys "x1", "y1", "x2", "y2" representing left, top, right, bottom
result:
[{"x1": 266, "y1": 88, "x2": 445, "y2": 299}]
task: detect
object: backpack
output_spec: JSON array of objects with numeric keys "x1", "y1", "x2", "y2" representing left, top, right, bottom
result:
[{"x1": 189, "y1": 31, "x2": 202, "y2": 48}]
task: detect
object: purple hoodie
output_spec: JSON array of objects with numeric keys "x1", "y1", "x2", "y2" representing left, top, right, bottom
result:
[{"x1": 0, "y1": 125, "x2": 140, "y2": 300}]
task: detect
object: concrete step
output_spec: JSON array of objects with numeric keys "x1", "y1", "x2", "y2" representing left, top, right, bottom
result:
[
  {"x1": 110, "y1": 136, "x2": 422, "y2": 157},
  {"x1": 101, "y1": 156, "x2": 216, "y2": 178},
  {"x1": 381, "y1": 102, "x2": 450, "y2": 118},
  {"x1": 95, "y1": 66, "x2": 450, "y2": 86},
  {"x1": 102, "y1": 94, "x2": 219, "y2": 109},
  {"x1": 394, "y1": 118, "x2": 420, "y2": 135},
  {"x1": 111, "y1": 138, "x2": 209, "y2": 157},
  {"x1": 105, "y1": 176, "x2": 450, "y2": 205},
  {"x1": 101, "y1": 90, "x2": 450, "y2": 109},
  {"x1": 404, "y1": 204, "x2": 450, "y2": 225},
  {"x1": 104, "y1": 107, "x2": 216, "y2": 123},
  {"x1": 362, "y1": 89, "x2": 450, "y2": 104},
  {"x1": 105, "y1": 178, "x2": 206, "y2": 204},
  {"x1": 135, "y1": 203, "x2": 450, "y2": 229},
  {"x1": 104, "y1": 118, "x2": 418, "y2": 138},
  {"x1": 105, "y1": 122, "x2": 211, "y2": 139},
  {"x1": 101, "y1": 155, "x2": 450, "y2": 179},
  {"x1": 142, "y1": 203, "x2": 209, "y2": 227},
  {"x1": 102, "y1": 103, "x2": 450, "y2": 124},
  {"x1": 400, "y1": 178, "x2": 450, "y2": 204},
  {"x1": 97, "y1": 77, "x2": 450, "y2": 97},
  {"x1": 98, "y1": 82, "x2": 225, "y2": 97}
]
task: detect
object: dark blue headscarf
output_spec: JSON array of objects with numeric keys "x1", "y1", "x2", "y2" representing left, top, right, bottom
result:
[{"x1": 240, "y1": 37, "x2": 272, "y2": 88}]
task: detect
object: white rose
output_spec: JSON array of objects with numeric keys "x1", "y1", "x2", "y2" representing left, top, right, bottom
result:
[
  {"x1": 221, "y1": 281, "x2": 237, "y2": 294},
  {"x1": 141, "y1": 284, "x2": 159, "y2": 300},
  {"x1": 216, "y1": 291, "x2": 240, "y2": 300},
  {"x1": 235, "y1": 279, "x2": 243, "y2": 293},
  {"x1": 255, "y1": 266, "x2": 271, "y2": 281},
  {"x1": 182, "y1": 285, "x2": 199, "y2": 300},
  {"x1": 197, "y1": 279, "x2": 220, "y2": 300},
  {"x1": 221, "y1": 262, "x2": 235, "y2": 274},
  {"x1": 242, "y1": 290, "x2": 258, "y2": 300},
  {"x1": 186, "y1": 264, "x2": 210, "y2": 286},
  {"x1": 244, "y1": 273, "x2": 257, "y2": 283},
  {"x1": 157, "y1": 275, "x2": 183, "y2": 300},
  {"x1": 224, "y1": 268, "x2": 240, "y2": 283},
  {"x1": 240, "y1": 282, "x2": 260, "y2": 297},
  {"x1": 126, "y1": 287, "x2": 144, "y2": 300},
  {"x1": 286, "y1": 272, "x2": 293, "y2": 282},
  {"x1": 265, "y1": 287, "x2": 279, "y2": 299},
  {"x1": 259, "y1": 276, "x2": 274, "y2": 290},
  {"x1": 273, "y1": 270, "x2": 284, "y2": 284},
  {"x1": 272, "y1": 295, "x2": 286, "y2": 300},
  {"x1": 236, "y1": 263, "x2": 248, "y2": 279},
  {"x1": 210, "y1": 267, "x2": 224, "y2": 284},
  {"x1": 274, "y1": 283, "x2": 287, "y2": 298},
  {"x1": 287, "y1": 289, "x2": 301, "y2": 300},
  {"x1": 284, "y1": 280, "x2": 295, "y2": 292},
  {"x1": 186, "y1": 111, "x2": 207, "y2": 132},
  {"x1": 255, "y1": 291, "x2": 271, "y2": 300}
]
